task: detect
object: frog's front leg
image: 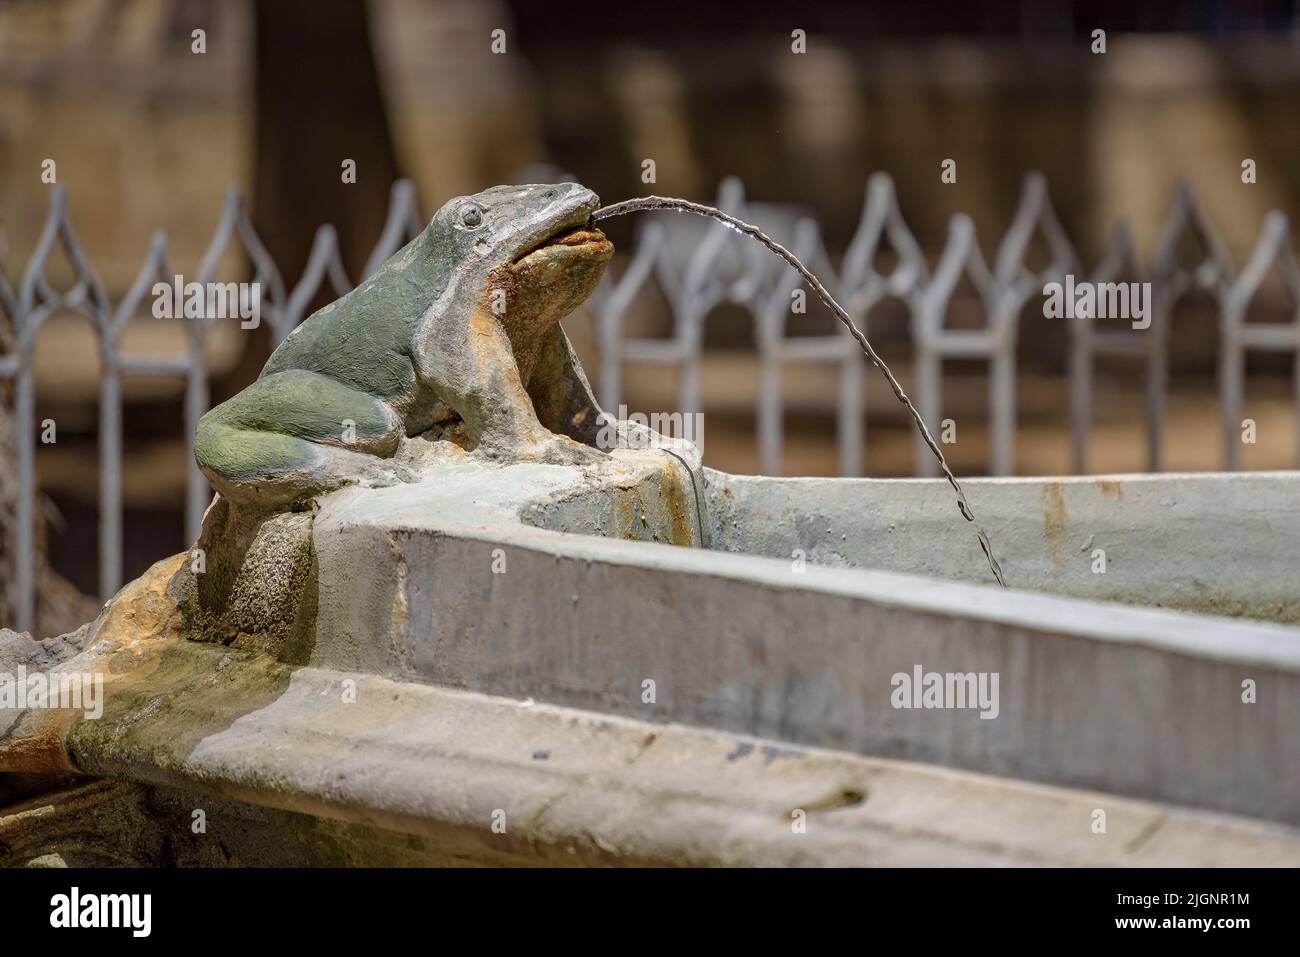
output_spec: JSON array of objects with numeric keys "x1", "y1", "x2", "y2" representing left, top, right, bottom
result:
[
  {"x1": 527, "y1": 323, "x2": 606, "y2": 446},
  {"x1": 196, "y1": 369, "x2": 412, "y2": 511},
  {"x1": 444, "y1": 305, "x2": 604, "y2": 466}
]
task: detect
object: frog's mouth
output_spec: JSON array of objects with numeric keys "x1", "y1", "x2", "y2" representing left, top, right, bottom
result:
[
  {"x1": 510, "y1": 225, "x2": 613, "y2": 272},
  {"x1": 494, "y1": 221, "x2": 613, "y2": 388}
]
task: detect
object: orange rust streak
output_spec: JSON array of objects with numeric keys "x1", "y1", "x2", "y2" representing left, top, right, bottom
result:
[{"x1": 0, "y1": 553, "x2": 186, "y2": 774}]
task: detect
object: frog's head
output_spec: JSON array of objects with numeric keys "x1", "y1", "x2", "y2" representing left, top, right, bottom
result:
[
  {"x1": 431, "y1": 183, "x2": 613, "y2": 314},
  {"x1": 410, "y1": 184, "x2": 613, "y2": 394}
]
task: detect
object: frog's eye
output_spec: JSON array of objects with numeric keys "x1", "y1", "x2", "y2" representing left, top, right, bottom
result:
[{"x1": 460, "y1": 205, "x2": 483, "y2": 228}]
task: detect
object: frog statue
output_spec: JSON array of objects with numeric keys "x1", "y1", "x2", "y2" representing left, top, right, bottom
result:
[{"x1": 195, "y1": 182, "x2": 615, "y2": 513}]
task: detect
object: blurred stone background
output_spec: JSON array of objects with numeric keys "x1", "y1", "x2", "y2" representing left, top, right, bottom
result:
[{"x1": 3, "y1": 0, "x2": 1300, "y2": 621}]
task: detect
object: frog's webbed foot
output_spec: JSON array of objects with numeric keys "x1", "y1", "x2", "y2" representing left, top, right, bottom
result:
[
  {"x1": 354, "y1": 457, "x2": 421, "y2": 489},
  {"x1": 529, "y1": 433, "x2": 607, "y2": 468},
  {"x1": 476, "y1": 424, "x2": 606, "y2": 468}
]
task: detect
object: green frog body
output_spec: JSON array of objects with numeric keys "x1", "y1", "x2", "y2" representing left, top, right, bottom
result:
[{"x1": 195, "y1": 183, "x2": 613, "y2": 510}]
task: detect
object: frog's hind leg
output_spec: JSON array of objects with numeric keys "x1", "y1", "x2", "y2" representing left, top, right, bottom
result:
[{"x1": 195, "y1": 369, "x2": 406, "y2": 511}]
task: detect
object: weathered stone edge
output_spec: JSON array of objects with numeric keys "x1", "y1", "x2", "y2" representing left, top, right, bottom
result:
[{"x1": 65, "y1": 652, "x2": 1300, "y2": 867}]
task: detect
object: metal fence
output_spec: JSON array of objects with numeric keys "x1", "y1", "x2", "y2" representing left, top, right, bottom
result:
[
  {"x1": 3, "y1": 175, "x2": 1299, "y2": 632},
  {"x1": 594, "y1": 174, "x2": 1300, "y2": 480}
]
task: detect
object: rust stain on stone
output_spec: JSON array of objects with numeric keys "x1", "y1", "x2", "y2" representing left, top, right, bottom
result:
[
  {"x1": 1097, "y1": 479, "x2": 1125, "y2": 503},
  {"x1": 0, "y1": 720, "x2": 76, "y2": 774},
  {"x1": 0, "y1": 553, "x2": 185, "y2": 774},
  {"x1": 98, "y1": 552, "x2": 185, "y2": 653},
  {"x1": 1041, "y1": 482, "x2": 1069, "y2": 570},
  {"x1": 656, "y1": 463, "x2": 694, "y2": 547}
]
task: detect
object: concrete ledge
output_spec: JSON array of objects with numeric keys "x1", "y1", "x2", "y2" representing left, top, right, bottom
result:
[
  {"x1": 305, "y1": 464, "x2": 1300, "y2": 826},
  {"x1": 56, "y1": 643, "x2": 1300, "y2": 867},
  {"x1": 9, "y1": 464, "x2": 1297, "y2": 861}
]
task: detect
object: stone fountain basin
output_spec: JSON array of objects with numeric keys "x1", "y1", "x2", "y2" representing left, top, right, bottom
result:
[
  {"x1": 4, "y1": 456, "x2": 1298, "y2": 864},
  {"x1": 300, "y1": 462, "x2": 1300, "y2": 826},
  {"x1": 698, "y1": 470, "x2": 1300, "y2": 623}
]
